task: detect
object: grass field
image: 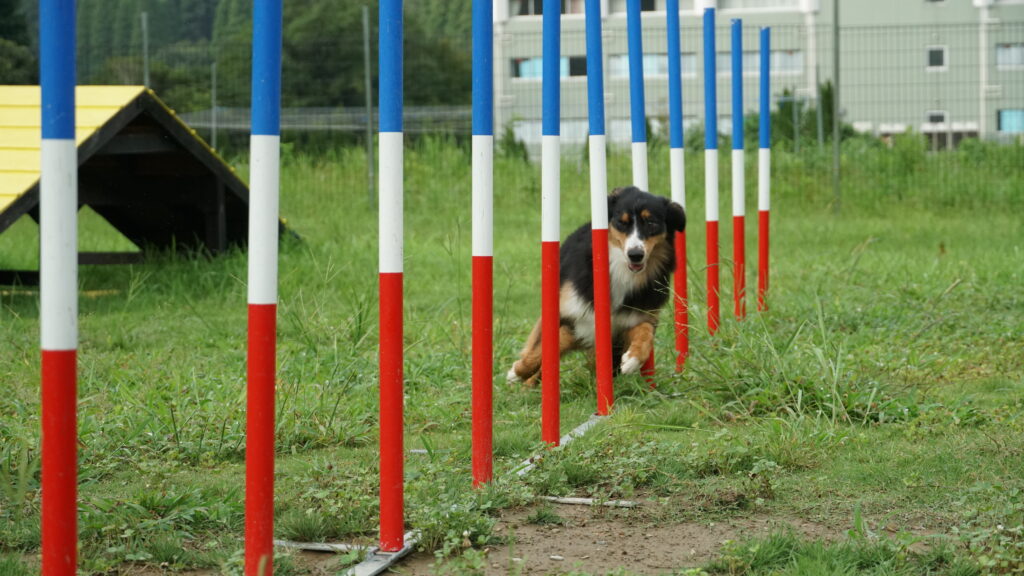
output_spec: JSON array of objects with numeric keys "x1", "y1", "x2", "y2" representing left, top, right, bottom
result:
[{"x1": 1, "y1": 136, "x2": 1023, "y2": 575}]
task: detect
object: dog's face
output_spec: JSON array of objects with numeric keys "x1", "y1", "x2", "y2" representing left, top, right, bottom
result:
[{"x1": 607, "y1": 187, "x2": 686, "y2": 274}]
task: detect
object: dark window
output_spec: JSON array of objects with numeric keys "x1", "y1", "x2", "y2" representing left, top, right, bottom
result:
[
  {"x1": 516, "y1": 0, "x2": 543, "y2": 15},
  {"x1": 927, "y1": 111, "x2": 946, "y2": 123},
  {"x1": 641, "y1": 0, "x2": 656, "y2": 10},
  {"x1": 927, "y1": 47, "x2": 946, "y2": 69},
  {"x1": 568, "y1": 56, "x2": 587, "y2": 77}
]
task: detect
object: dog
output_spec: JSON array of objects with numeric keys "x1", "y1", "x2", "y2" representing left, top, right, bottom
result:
[{"x1": 507, "y1": 186, "x2": 686, "y2": 386}]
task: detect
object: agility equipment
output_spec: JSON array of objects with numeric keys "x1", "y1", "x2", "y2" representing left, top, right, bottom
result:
[
  {"x1": 703, "y1": 8, "x2": 721, "y2": 335},
  {"x1": 541, "y1": 0, "x2": 562, "y2": 445},
  {"x1": 758, "y1": 27, "x2": 771, "y2": 311},
  {"x1": 666, "y1": 0, "x2": 688, "y2": 371},
  {"x1": 731, "y1": 19, "x2": 746, "y2": 320},
  {"x1": 245, "y1": 0, "x2": 283, "y2": 574},
  {"x1": 472, "y1": 0, "x2": 495, "y2": 485},
  {"x1": 39, "y1": 1, "x2": 78, "y2": 573},
  {"x1": 378, "y1": 0, "x2": 406, "y2": 551},
  {"x1": 585, "y1": 0, "x2": 615, "y2": 415},
  {"x1": 626, "y1": 0, "x2": 657, "y2": 378}
]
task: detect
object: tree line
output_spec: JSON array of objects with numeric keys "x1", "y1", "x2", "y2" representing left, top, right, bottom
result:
[{"x1": 0, "y1": 0, "x2": 474, "y2": 113}]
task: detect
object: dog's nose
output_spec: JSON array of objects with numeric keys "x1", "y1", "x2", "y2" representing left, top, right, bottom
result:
[{"x1": 627, "y1": 248, "x2": 645, "y2": 264}]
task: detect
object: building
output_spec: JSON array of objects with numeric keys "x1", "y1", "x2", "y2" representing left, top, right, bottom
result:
[{"x1": 493, "y1": 0, "x2": 1024, "y2": 150}]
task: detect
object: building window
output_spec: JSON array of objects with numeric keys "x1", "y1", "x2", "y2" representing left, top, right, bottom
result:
[
  {"x1": 926, "y1": 111, "x2": 946, "y2": 124},
  {"x1": 925, "y1": 0, "x2": 944, "y2": 3},
  {"x1": 609, "y1": 0, "x2": 660, "y2": 12},
  {"x1": 773, "y1": 49, "x2": 803, "y2": 75},
  {"x1": 998, "y1": 109, "x2": 1024, "y2": 133},
  {"x1": 996, "y1": 43, "x2": 1024, "y2": 70},
  {"x1": 927, "y1": 46, "x2": 947, "y2": 71},
  {"x1": 512, "y1": 0, "x2": 586, "y2": 15},
  {"x1": 512, "y1": 56, "x2": 586, "y2": 79},
  {"x1": 567, "y1": 56, "x2": 587, "y2": 76},
  {"x1": 610, "y1": 53, "x2": 670, "y2": 78}
]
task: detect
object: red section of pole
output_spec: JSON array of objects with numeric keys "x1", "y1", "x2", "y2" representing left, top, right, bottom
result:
[
  {"x1": 733, "y1": 215, "x2": 746, "y2": 319},
  {"x1": 472, "y1": 256, "x2": 493, "y2": 487},
  {"x1": 379, "y1": 272, "x2": 404, "y2": 551},
  {"x1": 245, "y1": 303, "x2": 276, "y2": 576},
  {"x1": 674, "y1": 231, "x2": 688, "y2": 371},
  {"x1": 592, "y1": 229, "x2": 614, "y2": 416},
  {"x1": 541, "y1": 240, "x2": 560, "y2": 445},
  {"x1": 758, "y1": 210, "x2": 769, "y2": 311},
  {"x1": 41, "y1": 349, "x2": 76, "y2": 576},
  {"x1": 706, "y1": 219, "x2": 720, "y2": 334}
]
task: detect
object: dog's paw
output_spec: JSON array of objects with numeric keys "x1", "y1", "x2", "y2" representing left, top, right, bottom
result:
[
  {"x1": 506, "y1": 366, "x2": 523, "y2": 384},
  {"x1": 620, "y1": 353, "x2": 642, "y2": 375}
]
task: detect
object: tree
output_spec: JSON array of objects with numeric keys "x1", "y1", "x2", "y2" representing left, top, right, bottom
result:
[
  {"x1": 0, "y1": 38, "x2": 35, "y2": 83},
  {"x1": 0, "y1": 0, "x2": 29, "y2": 44}
]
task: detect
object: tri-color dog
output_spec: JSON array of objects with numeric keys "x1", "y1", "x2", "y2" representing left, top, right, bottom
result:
[{"x1": 507, "y1": 187, "x2": 686, "y2": 386}]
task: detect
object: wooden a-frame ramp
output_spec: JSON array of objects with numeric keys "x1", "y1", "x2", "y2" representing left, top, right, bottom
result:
[{"x1": 0, "y1": 85, "x2": 260, "y2": 284}]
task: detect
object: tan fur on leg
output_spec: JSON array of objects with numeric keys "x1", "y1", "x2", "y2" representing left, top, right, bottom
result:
[
  {"x1": 509, "y1": 322, "x2": 579, "y2": 387},
  {"x1": 620, "y1": 322, "x2": 655, "y2": 374}
]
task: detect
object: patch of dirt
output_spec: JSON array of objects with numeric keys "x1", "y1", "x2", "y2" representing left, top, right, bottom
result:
[{"x1": 395, "y1": 502, "x2": 842, "y2": 575}]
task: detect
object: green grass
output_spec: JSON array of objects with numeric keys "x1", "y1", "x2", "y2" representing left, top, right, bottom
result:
[{"x1": 1, "y1": 137, "x2": 1023, "y2": 574}]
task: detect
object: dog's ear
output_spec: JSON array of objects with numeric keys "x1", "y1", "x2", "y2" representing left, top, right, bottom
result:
[
  {"x1": 608, "y1": 187, "x2": 626, "y2": 213},
  {"x1": 664, "y1": 198, "x2": 686, "y2": 232}
]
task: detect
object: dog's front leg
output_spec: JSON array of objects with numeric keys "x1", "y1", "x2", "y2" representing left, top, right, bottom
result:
[
  {"x1": 508, "y1": 322, "x2": 578, "y2": 387},
  {"x1": 620, "y1": 322, "x2": 655, "y2": 374}
]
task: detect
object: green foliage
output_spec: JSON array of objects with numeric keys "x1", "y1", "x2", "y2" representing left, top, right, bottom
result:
[
  {"x1": 0, "y1": 37, "x2": 34, "y2": 83},
  {"x1": 705, "y1": 531, "x2": 970, "y2": 575}
]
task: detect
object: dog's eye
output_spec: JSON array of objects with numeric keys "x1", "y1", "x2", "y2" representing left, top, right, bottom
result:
[{"x1": 646, "y1": 221, "x2": 663, "y2": 234}]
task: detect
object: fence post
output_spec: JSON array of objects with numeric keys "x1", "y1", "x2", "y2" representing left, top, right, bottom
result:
[
  {"x1": 363, "y1": 5, "x2": 375, "y2": 206},
  {"x1": 141, "y1": 11, "x2": 150, "y2": 88},
  {"x1": 832, "y1": 0, "x2": 841, "y2": 213}
]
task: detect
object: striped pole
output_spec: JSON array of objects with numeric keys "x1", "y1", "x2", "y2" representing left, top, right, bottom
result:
[
  {"x1": 541, "y1": 0, "x2": 561, "y2": 445},
  {"x1": 626, "y1": 0, "x2": 648, "y2": 192},
  {"x1": 471, "y1": 0, "x2": 494, "y2": 487},
  {"x1": 667, "y1": 0, "x2": 688, "y2": 371},
  {"x1": 758, "y1": 27, "x2": 771, "y2": 312},
  {"x1": 39, "y1": 1, "x2": 78, "y2": 574},
  {"x1": 245, "y1": 0, "x2": 281, "y2": 574},
  {"x1": 626, "y1": 0, "x2": 656, "y2": 379},
  {"x1": 378, "y1": 0, "x2": 405, "y2": 552},
  {"x1": 585, "y1": 0, "x2": 614, "y2": 415},
  {"x1": 703, "y1": 8, "x2": 720, "y2": 335},
  {"x1": 731, "y1": 19, "x2": 746, "y2": 320}
]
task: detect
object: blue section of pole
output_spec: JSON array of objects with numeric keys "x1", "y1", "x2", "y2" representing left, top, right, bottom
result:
[
  {"x1": 251, "y1": 0, "x2": 282, "y2": 136},
  {"x1": 40, "y1": 0, "x2": 75, "y2": 140},
  {"x1": 731, "y1": 19, "x2": 743, "y2": 150},
  {"x1": 760, "y1": 27, "x2": 771, "y2": 149},
  {"x1": 703, "y1": 8, "x2": 717, "y2": 151},
  {"x1": 627, "y1": 0, "x2": 646, "y2": 143},
  {"x1": 380, "y1": 0, "x2": 403, "y2": 133},
  {"x1": 585, "y1": 0, "x2": 605, "y2": 136},
  {"x1": 667, "y1": 0, "x2": 682, "y2": 149},
  {"x1": 472, "y1": 0, "x2": 493, "y2": 136},
  {"x1": 542, "y1": 0, "x2": 560, "y2": 136}
]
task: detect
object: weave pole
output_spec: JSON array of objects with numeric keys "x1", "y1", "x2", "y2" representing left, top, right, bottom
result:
[
  {"x1": 541, "y1": 0, "x2": 561, "y2": 445},
  {"x1": 625, "y1": 0, "x2": 656, "y2": 380},
  {"x1": 245, "y1": 0, "x2": 282, "y2": 574},
  {"x1": 666, "y1": 0, "x2": 687, "y2": 372},
  {"x1": 39, "y1": 1, "x2": 78, "y2": 573},
  {"x1": 703, "y1": 8, "x2": 720, "y2": 335},
  {"x1": 471, "y1": 0, "x2": 494, "y2": 486},
  {"x1": 626, "y1": 0, "x2": 648, "y2": 192},
  {"x1": 378, "y1": 0, "x2": 405, "y2": 552},
  {"x1": 758, "y1": 27, "x2": 771, "y2": 312},
  {"x1": 585, "y1": 0, "x2": 614, "y2": 415},
  {"x1": 731, "y1": 19, "x2": 746, "y2": 320}
]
